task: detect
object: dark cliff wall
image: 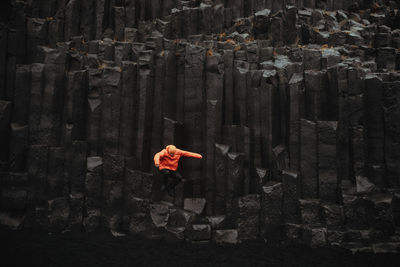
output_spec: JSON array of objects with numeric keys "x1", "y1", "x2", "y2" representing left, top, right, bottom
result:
[{"x1": 1, "y1": 0, "x2": 400, "y2": 250}]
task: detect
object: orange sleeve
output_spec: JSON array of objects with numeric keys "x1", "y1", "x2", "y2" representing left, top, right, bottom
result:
[
  {"x1": 180, "y1": 150, "x2": 202, "y2": 159},
  {"x1": 154, "y1": 150, "x2": 165, "y2": 165}
]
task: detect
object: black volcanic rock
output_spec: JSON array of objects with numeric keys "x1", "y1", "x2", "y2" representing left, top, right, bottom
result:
[{"x1": 1, "y1": 0, "x2": 400, "y2": 250}]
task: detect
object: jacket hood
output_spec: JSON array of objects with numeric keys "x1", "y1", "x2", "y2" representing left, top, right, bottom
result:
[{"x1": 166, "y1": 145, "x2": 176, "y2": 154}]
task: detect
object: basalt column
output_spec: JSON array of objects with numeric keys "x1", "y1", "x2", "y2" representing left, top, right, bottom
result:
[
  {"x1": 183, "y1": 45, "x2": 205, "y2": 196},
  {"x1": 205, "y1": 52, "x2": 224, "y2": 214}
]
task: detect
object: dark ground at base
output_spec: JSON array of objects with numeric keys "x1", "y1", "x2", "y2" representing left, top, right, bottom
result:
[{"x1": 0, "y1": 230, "x2": 399, "y2": 267}]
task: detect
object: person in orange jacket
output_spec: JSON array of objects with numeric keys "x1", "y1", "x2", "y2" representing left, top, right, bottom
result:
[{"x1": 154, "y1": 145, "x2": 202, "y2": 196}]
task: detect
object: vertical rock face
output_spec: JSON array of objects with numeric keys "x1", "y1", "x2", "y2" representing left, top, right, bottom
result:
[
  {"x1": 225, "y1": 152, "x2": 245, "y2": 219},
  {"x1": 364, "y1": 74, "x2": 385, "y2": 187},
  {"x1": 288, "y1": 73, "x2": 305, "y2": 171},
  {"x1": 260, "y1": 182, "x2": 283, "y2": 241},
  {"x1": 235, "y1": 194, "x2": 261, "y2": 240},
  {"x1": 1, "y1": 0, "x2": 400, "y2": 249},
  {"x1": 84, "y1": 156, "x2": 103, "y2": 231},
  {"x1": 282, "y1": 170, "x2": 300, "y2": 224},
  {"x1": 383, "y1": 81, "x2": 400, "y2": 187},
  {"x1": 300, "y1": 119, "x2": 318, "y2": 198},
  {"x1": 214, "y1": 144, "x2": 230, "y2": 215},
  {"x1": 183, "y1": 44, "x2": 205, "y2": 196},
  {"x1": 317, "y1": 121, "x2": 338, "y2": 203}
]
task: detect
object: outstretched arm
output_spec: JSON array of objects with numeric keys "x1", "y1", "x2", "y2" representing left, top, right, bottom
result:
[
  {"x1": 154, "y1": 150, "x2": 165, "y2": 167},
  {"x1": 180, "y1": 150, "x2": 202, "y2": 159}
]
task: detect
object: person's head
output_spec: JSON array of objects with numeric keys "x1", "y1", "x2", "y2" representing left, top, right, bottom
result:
[{"x1": 166, "y1": 145, "x2": 176, "y2": 156}]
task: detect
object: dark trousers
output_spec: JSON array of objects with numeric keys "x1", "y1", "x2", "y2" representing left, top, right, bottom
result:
[{"x1": 160, "y1": 169, "x2": 182, "y2": 192}]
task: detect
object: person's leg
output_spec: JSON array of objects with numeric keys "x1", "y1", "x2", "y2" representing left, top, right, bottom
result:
[
  {"x1": 166, "y1": 171, "x2": 182, "y2": 195},
  {"x1": 160, "y1": 169, "x2": 171, "y2": 192}
]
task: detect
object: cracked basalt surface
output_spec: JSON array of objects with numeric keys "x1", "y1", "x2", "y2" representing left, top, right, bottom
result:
[{"x1": 1, "y1": 0, "x2": 400, "y2": 254}]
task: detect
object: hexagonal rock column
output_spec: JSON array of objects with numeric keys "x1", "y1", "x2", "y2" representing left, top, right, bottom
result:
[
  {"x1": 84, "y1": 156, "x2": 103, "y2": 232},
  {"x1": 0, "y1": 172, "x2": 30, "y2": 215},
  {"x1": 225, "y1": 152, "x2": 245, "y2": 219},
  {"x1": 136, "y1": 52, "x2": 154, "y2": 171},
  {"x1": 300, "y1": 119, "x2": 318, "y2": 198},
  {"x1": 364, "y1": 74, "x2": 385, "y2": 187},
  {"x1": 66, "y1": 141, "x2": 87, "y2": 229},
  {"x1": 235, "y1": 194, "x2": 261, "y2": 240},
  {"x1": 383, "y1": 81, "x2": 400, "y2": 186},
  {"x1": 125, "y1": 197, "x2": 150, "y2": 234},
  {"x1": 163, "y1": 117, "x2": 183, "y2": 148},
  {"x1": 205, "y1": 100, "x2": 222, "y2": 214},
  {"x1": 102, "y1": 154, "x2": 125, "y2": 231},
  {"x1": 46, "y1": 147, "x2": 66, "y2": 199},
  {"x1": 215, "y1": 144, "x2": 230, "y2": 215},
  {"x1": 101, "y1": 66, "x2": 121, "y2": 155},
  {"x1": 124, "y1": 168, "x2": 153, "y2": 199},
  {"x1": 119, "y1": 61, "x2": 137, "y2": 157},
  {"x1": 282, "y1": 170, "x2": 300, "y2": 224},
  {"x1": 260, "y1": 182, "x2": 283, "y2": 241},
  {"x1": 12, "y1": 65, "x2": 31, "y2": 125},
  {"x1": 28, "y1": 145, "x2": 48, "y2": 205},
  {"x1": 304, "y1": 70, "x2": 328, "y2": 121},
  {"x1": 65, "y1": 70, "x2": 88, "y2": 141},
  {"x1": 40, "y1": 48, "x2": 67, "y2": 147},
  {"x1": 0, "y1": 101, "x2": 11, "y2": 164},
  {"x1": 222, "y1": 125, "x2": 250, "y2": 194},
  {"x1": 9, "y1": 124, "x2": 28, "y2": 172},
  {"x1": 317, "y1": 121, "x2": 338, "y2": 203},
  {"x1": 87, "y1": 68, "x2": 103, "y2": 156},
  {"x1": 288, "y1": 73, "x2": 305, "y2": 171},
  {"x1": 183, "y1": 44, "x2": 205, "y2": 196}
]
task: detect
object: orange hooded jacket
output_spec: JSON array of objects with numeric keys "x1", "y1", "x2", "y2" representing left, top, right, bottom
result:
[{"x1": 154, "y1": 145, "x2": 202, "y2": 171}]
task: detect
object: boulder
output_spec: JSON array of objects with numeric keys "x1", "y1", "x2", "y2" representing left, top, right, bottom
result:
[
  {"x1": 214, "y1": 229, "x2": 238, "y2": 244},
  {"x1": 206, "y1": 216, "x2": 226, "y2": 230},
  {"x1": 185, "y1": 224, "x2": 212, "y2": 241},
  {"x1": 150, "y1": 203, "x2": 170, "y2": 228},
  {"x1": 184, "y1": 198, "x2": 206, "y2": 215},
  {"x1": 356, "y1": 176, "x2": 375, "y2": 193}
]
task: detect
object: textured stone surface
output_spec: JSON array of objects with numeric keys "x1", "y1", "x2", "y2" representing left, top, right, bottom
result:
[
  {"x1": 150, "y1": 203, "x2": 170, "y2": 228},
  {"x1": 300, "y1": 199, "x2": 322, "y2": 225},
  {"x1": 282, "y1": 170, "x2": 300, "y2": 224},
  {"x1": 185, "y1": 224, "x2": 211, "y2": 241},
  {"x1": 1, "y1": 0, "x2": 400, "y2": 249},
  {"x1": 184, "y1": 198, "x2": 206, "y2": 215},
  {"x1": 300, "y1": 119, "x2": 318, "y2": 198},
  {"x1": 260, "y1": 182, "x2": 283, "y2": 240},
  {"x1": 235, "y1": 194, "x2": 261, "y2": 240},
  {"x1": 302, "y1": 226, "x2": 328, "y2": 247},
  {"x1": 317, "y1": 121, "x2": 338, "y2": 203},
  {"x1": 214, "y1": 229, "x2": 238, "y2": 244}
]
